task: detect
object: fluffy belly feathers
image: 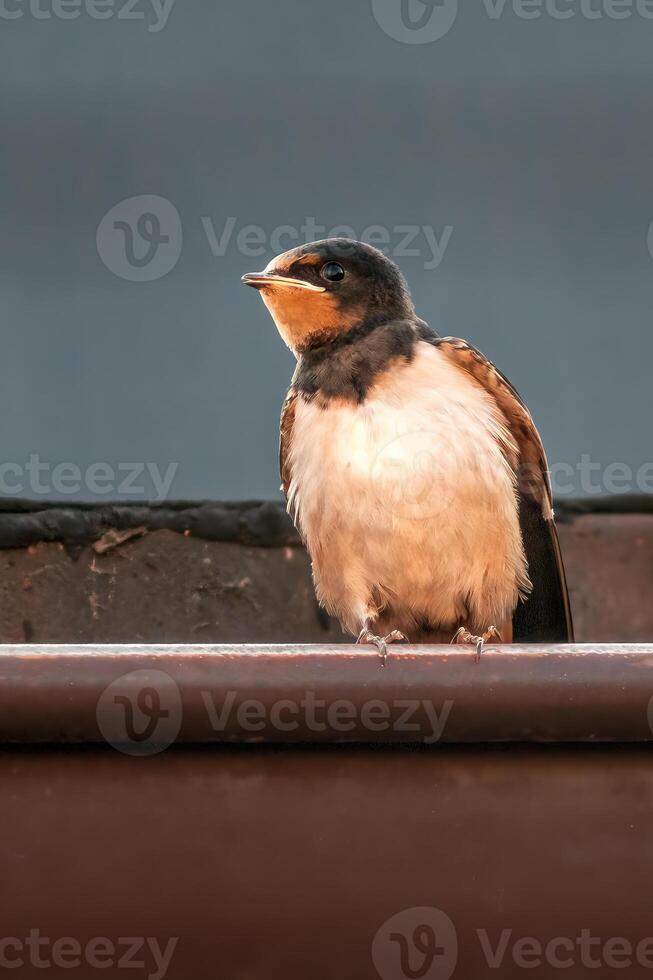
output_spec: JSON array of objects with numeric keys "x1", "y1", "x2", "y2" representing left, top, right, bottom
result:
[{"x1": 287, "y1": 343, "x2": 530, "y2": 637}]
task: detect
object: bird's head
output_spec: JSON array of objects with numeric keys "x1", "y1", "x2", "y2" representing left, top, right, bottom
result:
[{"x1": 242, "y1": 238, "x2": 414, "y2": 354}]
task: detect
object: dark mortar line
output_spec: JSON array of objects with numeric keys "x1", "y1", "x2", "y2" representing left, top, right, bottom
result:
[
  {"x1": 553, "y1": 494, "x2": 653, "y2": 521},
  {"x1": 0, "y1": 501, "x2": 300, "y2": 551},
  {"x1": 0, "y1": 496, "x2": 649, "y2": 550}
]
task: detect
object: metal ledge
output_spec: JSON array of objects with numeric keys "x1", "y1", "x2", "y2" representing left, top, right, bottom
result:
[{"x1": 0, "y1": 643, "x2": 652, "y2": 744}]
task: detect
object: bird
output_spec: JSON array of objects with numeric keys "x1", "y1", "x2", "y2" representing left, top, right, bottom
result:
[{"x1": 242, "y1": 239, "x2": 573, "y2": 662}]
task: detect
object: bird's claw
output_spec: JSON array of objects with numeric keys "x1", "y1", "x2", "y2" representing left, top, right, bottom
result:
[
  {"x1": 356, "y1": 628, "x2": 408, "y2": 667},
  {"x1": 451, "y1": 625, "x2": 502, "y2": 663}
]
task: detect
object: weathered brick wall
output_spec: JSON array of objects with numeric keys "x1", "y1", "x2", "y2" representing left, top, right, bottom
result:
[{"x1": 0, "y1": 503, "x2": 650, "y2": 644}]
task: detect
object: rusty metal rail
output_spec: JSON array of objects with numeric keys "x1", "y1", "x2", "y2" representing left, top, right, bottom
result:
[
  {"x1": 3, "y1": 643, "x2": 653, "y2": 979},
  {"x1": 1, "y1": 643, "x2": 652, "y2": 744}
]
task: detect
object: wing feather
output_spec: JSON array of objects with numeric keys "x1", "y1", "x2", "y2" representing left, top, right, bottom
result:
[
  {"x1": 279, "y1": 388, "x2": 297, "y2": 498},
  {"x1": 434, "y1": 336, "x2": 574, "y2": 642}
]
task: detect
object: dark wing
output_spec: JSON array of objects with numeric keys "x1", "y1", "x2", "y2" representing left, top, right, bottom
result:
[
  {"x1": 434, "y1": 337, "x2": 574, "y2": 642},
  {"x1": 279, "y1": 387, "x2": 297, "y2": 498}
]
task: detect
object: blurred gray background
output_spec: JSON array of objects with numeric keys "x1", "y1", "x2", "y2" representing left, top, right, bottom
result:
[{"x1": 1, "y1": 0, "x2": 652, "y2": 503}]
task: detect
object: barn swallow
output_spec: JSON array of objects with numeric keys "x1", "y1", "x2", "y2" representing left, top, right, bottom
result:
[{"x1": 242, "y1": 239, "x2": 573, "y2": 662}]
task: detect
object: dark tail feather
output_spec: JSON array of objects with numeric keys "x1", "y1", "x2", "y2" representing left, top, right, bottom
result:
[{"x1": 513, "y1": 495, "x2": 574, "y2": 643}]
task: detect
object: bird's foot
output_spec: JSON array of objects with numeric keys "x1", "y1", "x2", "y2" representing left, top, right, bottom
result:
[
  {"x1": 356, "y1": 629, "x2": 407, "y2": 667},
  {"x1": 451, "y1": 625, "x2": 502, "y2": 663}
]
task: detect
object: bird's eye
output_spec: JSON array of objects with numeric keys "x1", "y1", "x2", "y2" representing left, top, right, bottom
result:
[{"x1": 320, "y1": 262, "x2": 345, "y2": 283}]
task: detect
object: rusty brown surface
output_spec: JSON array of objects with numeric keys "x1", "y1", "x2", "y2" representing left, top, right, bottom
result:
[
  {"x1": 4, "y1": 744, "x2": 653, "y2": 979},
  {"x1": 0, "y1": 530, "x2": 341, "y2": 644},
  {"x1": 559, "y1": 513, "x2": 653, "y2": 641},
  {"x1": 0, "y1": 505, "x2": 650, "y2": 979},
  {"x1": 0, "y1": 512, "x2": 650, "y2": 644},
  {"x1": 0, "y1": 644, "x2": 652, "y2": 743}
]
